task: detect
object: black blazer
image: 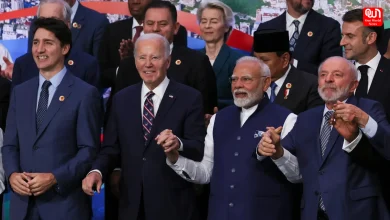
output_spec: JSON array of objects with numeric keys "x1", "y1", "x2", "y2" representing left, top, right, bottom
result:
[
  {"x1": 113, "y1": 46, "x2": 218, "y2": 115},
  {"x1": 257, "y1": 10, "x2": 342, "y2": 75},
  {"x1": 274, "y1": 66, "x2": 323, "y2": 114},
  {"x1": 0, "y1": 77, "x2": 10, "y2": 131},
  {"x1": 378, "y1": 29, "x2": 390, "y2": 56},
  {"x1": 98, "y1": 17, "x2": 188, "y2": 89}
]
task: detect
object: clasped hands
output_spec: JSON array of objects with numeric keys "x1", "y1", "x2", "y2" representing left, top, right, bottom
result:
[
  {"x1": 156, "y1": 129, "x2": 180, "y2": 164},
  {"x1": 9, "y1": 172, "x2": 56, "y2": 196}
]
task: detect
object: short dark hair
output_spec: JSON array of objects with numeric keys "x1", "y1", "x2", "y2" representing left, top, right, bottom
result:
[
  {"x1": 32, "y1": 17, "x2": 72, "y2": 57},
  {"x1": 144, "y1": 1, "x2": 177, "y2": 22},
  {"x1": 342, "y1": 9, "x2": 384, "y2": 43}
]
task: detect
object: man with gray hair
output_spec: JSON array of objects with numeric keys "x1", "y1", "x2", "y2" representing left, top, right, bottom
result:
[
  {"x1": 164, "y1": 56, "x2": 300, "y2": 220},
  {"x1": 9, "y1": 0, "x2": 100, "y2": 90},
  {"x1": 82, "y1": 33, "x2": 206, "y2": 220}
]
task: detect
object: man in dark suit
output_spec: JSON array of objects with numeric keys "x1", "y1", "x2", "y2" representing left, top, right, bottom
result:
[
  {"x1": 378, "y1": 28, "x2": 390, "y2": 57},
  {"x1": 2, "y1": 17, "x2": 102, "y2": 220},
  {"x1": 0, "y1": 77, "x2": 10, "y2": 131},
  {"x1": 98, "y1": 0, "x2": 188, "y2": 89},
  {"x1": 259, "y1": 56, "x2": 390, "y2": 220},
  {"x1": 82, "y1": 33, "x2": 205, "y2": 220},
  {"x1": 341, "y1": 8, "x2": 390, "y2": 209},
  {"x1": 253, "y1": 29, "x2": 323, "y2": 114},
  {"x1": 257, "y1": 0, "x2": 342, "y2": 75},
  {"x1": 28, "y1": 0, "x2": 109, "y2": 57},
  {"x1": 11, "y1": 0, "x2": 100, "y2": 90}
]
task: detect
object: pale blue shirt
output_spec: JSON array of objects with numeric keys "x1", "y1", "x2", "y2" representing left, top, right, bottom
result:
[
  {"x1": 36, "y1": 67, "x2": 67, "y2": 111},
  {"x1": 71, "y1": 0, "x2": 79, "y2": 23}
]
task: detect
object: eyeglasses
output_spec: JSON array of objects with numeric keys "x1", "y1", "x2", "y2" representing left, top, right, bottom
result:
[{"x1": 229, "y1": 76, "x2": 267, "y2": 84}]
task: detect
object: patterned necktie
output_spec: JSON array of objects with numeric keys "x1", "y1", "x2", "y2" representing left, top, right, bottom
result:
[
  {"x1": 318, "y1": 110, "x2": 333, "y2": 211},
  {"x1": 289, "y1": 20, "x2": 300, "y2": 52},
  {"x1": 270, "y1": 82, "x2": 277, "y2": 102},
  {"x1": 133, "y1": 26, "x2": 143, "y2": 43},
  {"x1": 355, "y1": 65, "x2": 370, "y2": 97},
  {"x1": 142, "y1": 91, "x2": 155, "y2": 142},
  {"x1": 36, "y1": 80, "x2": 52, "y2": 132}
]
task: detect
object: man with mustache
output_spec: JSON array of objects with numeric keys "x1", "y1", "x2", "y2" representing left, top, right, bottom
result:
[
  {"x1": 257, "y1": 0, "x2": 342, "y2": 75},
  {"x1": 164, "y1": 56, "x2": 301, "y2": 220},
  {"x1": 258, "y1": 56, "x2": 390, "y2": 220}
]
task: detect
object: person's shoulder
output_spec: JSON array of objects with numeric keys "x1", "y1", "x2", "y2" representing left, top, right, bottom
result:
[
  {"x1": 70, "y1": 51, "x2": 97, "y2": 64},
  {"x1": 175, "y1": 46, "x2": 208, "y2": 60},
  {"x1": 82, "y1": 5, "x2": 107, "y2": 20},
  {"x1": 293, "y1": 68, "x2": 318, "y2": 83},
  {"x1": 169, "y1": 80, "x2": 202, "y2": 102},
  {"x1": 311, "y1": 10, "x2": 339, "y2": 25},
  {"x1": 68, "y1": 71, "x2": 99, "y2": 94},
  {"x1": 15, "y1": 52, "x2": 33, "y2": 62},
  {"x1": 107, "y1": 18, "x2": 132, "y2": 30}
]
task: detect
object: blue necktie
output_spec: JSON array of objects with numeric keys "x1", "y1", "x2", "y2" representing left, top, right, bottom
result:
[
  {"x1": 142, "y1": 91, "x2": 155, "y2": 143},
  {"x1": 270, "y1": 82, "x2": 277, "y2": 102},
  {"x1": 36, "y1": 80, "x2": 51, "y2": 132},
  {"x1": 318, "y1": 111, "x2": 333, "y2": 211},
  {"x1": 289, "y1": 20, "x2": 300, "y2": 52}
]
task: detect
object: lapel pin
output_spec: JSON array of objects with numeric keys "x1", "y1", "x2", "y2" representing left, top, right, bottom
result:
[
  {"x1": 286, "y1": 83, "x2": 292, "y2": 89},
  {"x1": 284, "y1": 89, "x2": 290, "y2": 99},
  {"x1": 72, "y1": 22, "x2": 78, "y2": 28},
  {"x1": 68, "y1": 60, "x2": 74, "y2": 66},
  {"x1": 169, "y1": 95, "x2": 174, "y2": 98},
  {"x1": 59, "y1": 96, "x2": 65, "y2": 101},
  {"x1": 307, "y1": 31, "x2": 313, "y2": 37},
  {"x1": 380, "y1": 69, "x2": 383, "y2": 72},
  {"x1": 175, "y1": 60, "x2": 181, "y2": 65}
]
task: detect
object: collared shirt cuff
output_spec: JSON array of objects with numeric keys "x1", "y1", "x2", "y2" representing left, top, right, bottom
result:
[
  {"x1": 360, "y1": 116, "x2": 378, "y2": 138},
  {"x1": 272, "y1": 148, "x2": 291, "y2": 166},
  {"x1": 88, "y1": 169, "x2": 102, "y2": 178},
  {"x1": 166, "y1": 155, "x2": 186, "y2": 171},
  {"x1": 342, "y1": 130, "x2": 363, "y2": 153},
  {"x1": 255, "y1": 145, "x2": 267, "y2": 161},
  {"x1": 178, "y1": 137, "x2": 183, "y2": 151}
]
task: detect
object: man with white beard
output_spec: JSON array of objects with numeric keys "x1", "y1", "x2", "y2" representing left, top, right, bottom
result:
[
  {"x1": 163, "y1": 56, "x2": 301, "y2": 220},
  {"x1": 258, "y1": 56, "x2": 390, "y2": 220}
]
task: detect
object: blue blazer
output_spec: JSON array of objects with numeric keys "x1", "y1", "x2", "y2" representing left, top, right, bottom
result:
[
  {"x1": 200, "y1": 44, "x2": 243, "y2": 109},
  {"x1": 282, "y1": 96, "x2": 390, "y2": 220},
  {"x1": 12, "y1": 50, "x2": 100, "y2": 90},
  {"x1": 2, "y1": 72, "x2": 103, "y2": 220},
  {"x1": 92, "y1": 80, "x2": 205, "y2": 220},
  {"x1": 28, "y1": 3, "x2": 109, "y2": 57}
]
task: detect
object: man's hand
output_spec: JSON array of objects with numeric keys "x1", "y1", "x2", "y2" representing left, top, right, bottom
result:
[
  {"x1": 0, "y1": 56, "x2": 13, "y2": 80},
  {"x1": 333, "y1": 101, "x2": 369, "y2": 128},
  {"x1": 257, "y1": 126, "x2": 283, "y2": 159},
  {"x1": 82, "y1": 172, "x2": 102, "y2": 196},
  {"x1": 109, "y1": 170, "x2": 121, "y2": 199},
  {"x1": 118, "y1": 39, "x2": 134, "y2": 60},
  {"x1": 205, "y1": 107, "x2": 218, "y2": 128},
  {"x1": 156, "y1": 129, "x2": 180, "y2": 164},
  {"x1": 9, "y1": 172, "x2": 32, "y2": 196},
  {"x1": 25, "y1": 173, "x2": 57, "y2": 196},
  {"x1": 330, "y1": 112, "x2": 359, "y2": 142}
]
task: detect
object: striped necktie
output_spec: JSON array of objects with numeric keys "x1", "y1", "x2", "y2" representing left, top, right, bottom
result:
[
  {"x1": 142, "y1": 91, "x2": 155, "y2": 143},
  {"x1": 289, "y1": 20, "x2": 300, "y2": 52}
]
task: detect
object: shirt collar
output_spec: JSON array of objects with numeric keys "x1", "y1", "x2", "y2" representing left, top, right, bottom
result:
[
  {"x1": 132, "y1": 18, "x2": 142, "y2": 29},
  {"x1": 39, "y1": 66, "x2": 67, "y2": 89},
  {"x1": 241, "y1": 104, "x2": 258, "y2": 113},
  {"x1": 286, "y1": 10, "x2": 309, "y2": 27},
  {"x1": 355, "y1": 51, "x2": 381, "y2": 72},
  {"x1": 70, "y1": 0, "x2": 79, "y2": 23},
  {"x1": 274, "y1": 65, "x2": 291, "y2": 88},
  {"x1": 169, "y1": 43, "x2": 173, "y2": 55},
  {"x1": 141, "y1": 76, "x2": 170, "y2": 99}
]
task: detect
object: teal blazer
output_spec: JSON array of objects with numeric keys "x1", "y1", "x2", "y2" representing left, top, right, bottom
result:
[{"x1": 200, "y1": 44, "x2": 244, "y2": 109}]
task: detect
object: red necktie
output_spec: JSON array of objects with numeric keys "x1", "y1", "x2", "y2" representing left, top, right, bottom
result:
[{"x1": 133, "y1": 26, "x2": 143, "y2": 42}]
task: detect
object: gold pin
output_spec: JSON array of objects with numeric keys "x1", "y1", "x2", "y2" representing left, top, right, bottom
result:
[
  {"x1": 59, "y1": 96, "x2": 65, "y2": 101},
  {"x1": 307, "y1": 31, "x2": 313, "y2": 37},
  {"x1": 286, "y1": 83, "x2": 292, "y2": 89},
  {"x1": 175, "y1": 60, "x2": 181, "y2": 65},
  {"x1": 68, "y1": 60, "x2": 74, "y2": 66}
]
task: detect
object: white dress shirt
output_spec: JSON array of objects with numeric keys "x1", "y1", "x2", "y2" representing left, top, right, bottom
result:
[
  {"x1": 132, "y1": 18, "x2": 144, "y2": 39},
  {"x1": 0, "y1": 128, "x2": 5, "y2": 194},
  {"x1": 266, "y1": 65, "x2": 291, "y2": 98},
  {"x1": 286, "y1": 11, "x2": 309, "y2": 68},
  {"x1": 355, "y1": 52, "x2": 381, "y2": 93},
  {"x1": 271, "y1": 104, "x2": 378, "y2": 183},
  {"x1": 166, "y1": 103, "x2": 297, "y2": 184},
  {"x1": 70, "y1": 0, "x2": 79, "y2": 24}
]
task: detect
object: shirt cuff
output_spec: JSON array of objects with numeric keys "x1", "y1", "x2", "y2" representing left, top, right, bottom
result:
[
  {"x1": 342, "y1": 130, "x2": 363, "y2": 153},
  {"x1": 178, "y1": 137, "x2": 183, "y2": 151},
  {"x1": 255, "y1": 145, "x2": 267, "y2": 161},
  {"x1": 272, "y1": 148, "x2": 292, "y2": 166},
  {"x1": 360, "y1": 116, "x2": 378, "y2": 138},
  {"x1": 88, "y1": 169, "x2": 102, "y2": 178},
  {"x1": 115, "y1": 67, "x2": 119, "y2": 76},
  {"x1": 293, "y1": 59, "x2": 298, "y2": 68},
  {"x1": 166, "y1": 155, "x2": 186, "y2": 171}
]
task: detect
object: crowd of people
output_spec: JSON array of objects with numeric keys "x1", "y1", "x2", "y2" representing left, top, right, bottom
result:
[{"x1": 0, "y1": 0, "x2": 389, "y2": 219}]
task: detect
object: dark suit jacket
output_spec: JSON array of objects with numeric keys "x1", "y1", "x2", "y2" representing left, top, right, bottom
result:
[
  {"x1": 0, "y1": 77, "x2": 10, "y2": 131},
  {"x1": 199, "y1": 44, "x2": 243, "y2": 109},
  {"x1": 257, "y1": 10, "x2": 342, "y2": 75},
  {"x1": 378, "y1": 29, "x2": 390, "y2": 56},
  {"x1": 274, "y1": 65, "x2": 323, "y2": 114},
  {"x1": 12, "y1": 51, "x2": 100, "y2": 90},
  {"x1": 98, "y1": 17, "x2": 188, "y2": 88},
  {"x1": 92, "y1": 80, "x2": 205, "y2": 220},
  {"x1": 2, "y1": 72, "x2": 103, "y2": 220},
  {"x1": 113, "y1": 46, "x2": 218, "y2": 115},
  {"x1": 28, "y1": 3, "x2": 109, "y2": 57}
]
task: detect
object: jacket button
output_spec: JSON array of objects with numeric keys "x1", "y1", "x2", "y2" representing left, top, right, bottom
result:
[
  {"x1": 231, "y1": 168, "x2": 236, "y2": 173},
  {"x1": 237, "y1": 136, "x2": 241, "y2": 140},
  {"x1": 142, "y1": 158, "x2": 146, "y2": 161},
  {"x1": 234, "y1": 152, "x2": 239, "y2": 156},
  {"x1": 229, "y1": 203, "x2": 234, "y2": 207}
]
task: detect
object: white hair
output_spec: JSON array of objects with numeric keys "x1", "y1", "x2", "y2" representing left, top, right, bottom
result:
[
  {"x1": 37, "y1": 0, "x2": 72, "y2": 22},
  {"x1": 318, "y1": 56, "x2": 358, "y2": 80},
  {"x1": 134, "y1": 33, "x2": 170, "y2": 59},
  {"x1": 236, "y1": 56, "x2": 271, "y2": 77},
  {"x1": 196, "y1": 0, "x2": 235, "y2": 28}
]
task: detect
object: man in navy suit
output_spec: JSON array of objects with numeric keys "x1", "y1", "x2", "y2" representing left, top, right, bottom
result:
[
  {"x1": 28, "y1": 0, "x2": 109, "y2": 57},
  {"x1": 257, "y1": 0, "x2": 342, "y2": 75},
  {"x1": 11, "y1": 0, "x2": 100, "y2": 90},
  {"x1": 82, "y1": 33, "x2": 205, "y2": 220},
  {"x1": 259, "y1": 56, "x2": 390, "y2": 220},
  {"x1": 2, "y1": 17, "x2": 102, "y2": 220}
]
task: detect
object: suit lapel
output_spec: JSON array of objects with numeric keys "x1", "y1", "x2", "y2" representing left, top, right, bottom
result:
[
  {"x1": 169, "y1": 47, "x2": 180, "y2": 73},
  {"x1": 367, "y1": 57, "x2": 387, "y2": 98},
  {"x1": 34, "y1": 72, "x2": 74, "y2": 144},
  {"x1": 26, "y1": 78, "x2": 39, "y2": 138},
  {"x1": 275, "y1": 66, "x2": 295, "y2": 103},
  {"x1": 144, "y1": 81, "x2": 178, "y2": 150},
  {"x1": 312, "y1": 107, "x2": 325, "y2": 167},
  {"x1": 71, "y1": 4, "x2": 85, "y2": 43},
  {"x1": 294, "y1": 10, "x2": 318, "y2": 57},
  {"x1": 212, "y1": 44, "x2": 230, "y2": 77},
  {"x1": 277, "y1": 11, "x2": 287, "y2": 29}
]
